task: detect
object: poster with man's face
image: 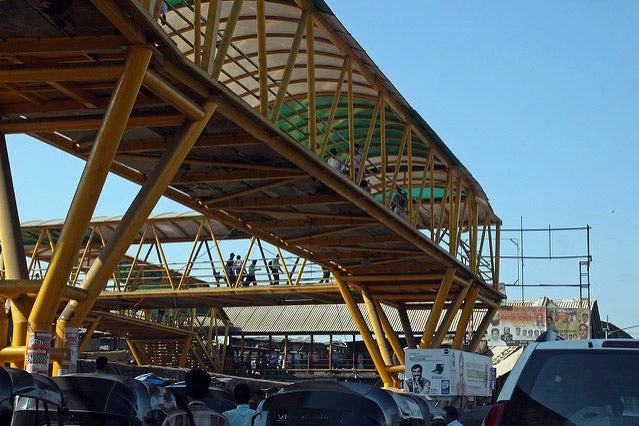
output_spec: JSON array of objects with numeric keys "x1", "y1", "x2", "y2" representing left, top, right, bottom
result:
[
  {"x1": 404, "y1": 349, "x2": 491, "y2": 397},
  {"x1": 488, "y1": 306, "x2": 547, "y2": 346},
  {"x1": 547, "y1": 301, "x2": 591, "y2": 340}
]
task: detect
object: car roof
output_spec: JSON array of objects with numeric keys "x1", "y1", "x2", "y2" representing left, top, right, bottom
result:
[
  {"x1": 530, "y1": 338, "x2": 639, "y2": 350},
  {"x1": 497, "y1": 338, "x2": 639, "y2": 401}
]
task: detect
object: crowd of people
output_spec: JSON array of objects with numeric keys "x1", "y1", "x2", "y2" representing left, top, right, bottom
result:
[
  {"x1": 162, "y1": 368, "x2": 466, "y2": 426},
  {"x1": 162, "y1": 369, "x2": 255, "y2": 426}
]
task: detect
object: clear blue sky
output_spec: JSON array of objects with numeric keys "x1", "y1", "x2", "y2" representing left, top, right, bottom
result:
[
  {"x1": 5, "y1": 1, "x2": 638, "y2": 334},
  {"x1": 325, "y1": 0, "x2": 639, "y2": 333}
]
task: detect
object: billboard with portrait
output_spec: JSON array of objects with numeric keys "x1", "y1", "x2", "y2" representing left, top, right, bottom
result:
[
  {"x1": 404, "y1": 348, "x2": 491, "y2": 397},
  {"x1": 486, "y1": 306, "x2": 547, "y2": 346},
  {"x1": 547, "y1": 301, "x2": 591, "y2": 340}
]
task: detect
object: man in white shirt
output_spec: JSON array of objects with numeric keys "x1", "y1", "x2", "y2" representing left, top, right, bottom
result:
[
  {"x1": 223, "y1": 383, "x2": 255, "y2": 426},
  {"x1": 162, "y1": 369, "x2": 227, "y2": 426}
]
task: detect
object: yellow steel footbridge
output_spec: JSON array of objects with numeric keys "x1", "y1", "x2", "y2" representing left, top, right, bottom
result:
[{"x1": 0, "y1": 0, "x2": 502, "y2": 387}]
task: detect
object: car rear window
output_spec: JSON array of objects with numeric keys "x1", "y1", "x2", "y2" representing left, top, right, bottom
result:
[{"x1": 502, "y1": 349, "x2": 639, "y2": 425}]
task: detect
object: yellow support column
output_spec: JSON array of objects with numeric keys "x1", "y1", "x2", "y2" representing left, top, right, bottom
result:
[
  {"x1": 334, "y1": 273, "x2": 393, "y2": 387},
  {"x1": 431, "y1": 281, "x2": 471, "y2": 347},
  {"x1": 126, "y1": 339, "x2": 146, "y2": 366},
  {"x1": 419, "y1": 268, "x2": 455, "y2": 348},
  {"x1": 373, "y1": 299, "x2": 405, "y2": 365},
  {"x1": 77, "y1": 316, "x2": 102, "y2": 356},
  {"x1": 0, "y1": 305, "x2": 7, "y2": 353},
  {"x1": 29, "y1": 46, "x2": 153, "y2": 341},
  {"x1": 362, "y1": 290, "x2": 393, "y2": 366},
  {"x1": 452, "y1": 286, "x2": 479, "y2": 349},
  {"x1": 397, "y1": 306, "x2": 416, "y2": 349},
  {"x1": 58, "y1": 102, "x2": 217, "y2": 336},
  {"x1": 0, "y1": 134, "x2": 32, "y2": 368},
  {"x1": 178, "y1": 336, "x2": 192, "y2": 368}
]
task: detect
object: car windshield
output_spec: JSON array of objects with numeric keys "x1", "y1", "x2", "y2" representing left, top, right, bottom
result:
[{"x1": 503, "y1": 349, "x2": 639, "y2": 425}]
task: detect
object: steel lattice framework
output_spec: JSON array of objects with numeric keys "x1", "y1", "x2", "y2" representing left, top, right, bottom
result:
[{"x1": 0, "y1": 0, "x2": 502, "y2": 387}]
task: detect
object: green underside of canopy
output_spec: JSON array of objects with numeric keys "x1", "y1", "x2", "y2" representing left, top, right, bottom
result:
[{"x1": 277, "y1": 96, "x2": 430, "y2": 159}]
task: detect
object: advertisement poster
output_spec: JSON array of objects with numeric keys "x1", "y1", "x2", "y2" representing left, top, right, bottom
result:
[
  {"x1": 25, "y1": 330, "x2": 51, "y2": 376},
  {"x1": 404, "y1": 348, "x2": 491, "y2": 397},
  {"x1": 58, "y1": 327, "x2": 80, "y2": 375},
  {"x1": 487, "y1": 306, "x2": 547, "y2": 346},
  {"x1": 547, "y1": 301, "x2": 591, "y2": 340}
]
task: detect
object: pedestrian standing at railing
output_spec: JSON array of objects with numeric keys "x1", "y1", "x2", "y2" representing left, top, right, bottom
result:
[
  {"x1": 344, "y1": 143, "x2": 362, "y2": 178},
  {"x1": 319, "y1": 265, "x2": 330, "y2": 283},
  {"x1": 243, "y1": 260, "x2": 259, "y2": 286},
  {"x1": 226, "y1": 253, "x2": 235, "y2": 284},
  {"x1": 268, "y1": 255, "x2": 280, "y2": 285},
  {"x1": 234, "y1": 255, "x2": 242, "y2": 276}
]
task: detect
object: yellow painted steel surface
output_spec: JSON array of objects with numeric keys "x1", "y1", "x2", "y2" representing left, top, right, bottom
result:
[{"x1": 0, "y1": 0, "x2": 503, "y2": 373}]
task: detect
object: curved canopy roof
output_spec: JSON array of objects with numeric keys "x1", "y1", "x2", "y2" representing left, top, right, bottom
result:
[{"x1": 161, "y1": 0, "x2": 494, "y2": 208}]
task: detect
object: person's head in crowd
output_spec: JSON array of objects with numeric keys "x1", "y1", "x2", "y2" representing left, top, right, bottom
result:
[
  {"x1": 233, "y1": 383, "x2": 251, "y2": 405},
  {"x1": 96, "y1": 356, "x2": 108, "y2": 371},
  {"x1": 444, "y1": 406, "x2": 460, "y2": 423},
  {"x1": 185, "y1": 369, "x2": 211, "y2": 400}
]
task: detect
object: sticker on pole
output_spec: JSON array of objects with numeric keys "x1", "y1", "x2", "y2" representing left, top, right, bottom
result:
[
  {"x1": 58, "y1": 327, "x2": 79, "y2": 376},
  {"x1": 25, "y1": 330, "x2": 51, "y2": 376}
]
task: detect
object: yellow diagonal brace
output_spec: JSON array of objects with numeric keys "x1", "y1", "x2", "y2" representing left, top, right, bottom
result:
[
  {"x1": 0, "y1": 304, "x2": 7, "y2": 353},
  {"x1": 78, "y1": 316, "x2": 101, "y2": 355},
  {"x1": 194, "y1": 334, "x2": 219, "y2": 373},
  {"x1": 29, "y1": 45, "x2": 152, "y2": 333},
  {"x1": 419, "y1": 268, "x2": 455, "y2": 348},
  {"x1": 362, "y1": 290, "x2": 392, "y2": 366},
  {"x1": 212, "y1": 0, "x2": 243, "y2": 79},
  {"x1": 431, "y1": 281, "x2": 471, "y2": 347},
  {"x1": 270, "y1": 9, "x2": 309, "y2": 122},
  {"x1": 59, "y1": 101, "x2": 218, "y2": 330},
  {"x1": 306, "y1": 14, "x2": 317, "y2": 152},
  {"x1": 202, "y1": 0, "x2": 222, "y2": 74},
  {"x1": 334, "y1": 273, "x2": 393, "y2": 387},
  {"x1": 374, "y1": 299, "x2": 405, "y2": 365},
  {"x1": 126, "y1": 339, "x2": 146, "y2": 366},
  {"x1": 0, "y1": 134, "x2": 31, "y2": 366},
  {"x1": 256, "y1": 0, "x2": 268, "y2": 116},
  {"x1": 397, "y1": 306, "x2": 416, "y2": 349},
  {"x1": 452, "y1": 285, "x2": 479, "y2": 349},
  {"x1": 178, "y1": 336, "x2": 192, "y2": 368}
]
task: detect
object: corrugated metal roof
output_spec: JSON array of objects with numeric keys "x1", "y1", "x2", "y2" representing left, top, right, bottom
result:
[
  {"x1": 503, "y1": 297, "x2": 596, "y2": 310},
  {"x1": 224, "y1": 297, "x2": 600, "y2": 337},
  {"x1": 224, "y1": 304, "x2": 488, "y2": 335}
]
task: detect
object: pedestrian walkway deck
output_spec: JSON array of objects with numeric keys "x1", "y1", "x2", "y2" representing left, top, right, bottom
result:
[{"x1": 0, "y1": 0, "x2": 502, "y2": 386}]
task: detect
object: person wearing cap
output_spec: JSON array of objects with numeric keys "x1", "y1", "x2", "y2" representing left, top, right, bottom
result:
[
  {"x1": 162, "y1": 369, "x2": 227, "y2": 426},
  {"x1": 444, "y1": 406, "x2": 463, "y2": 426}
]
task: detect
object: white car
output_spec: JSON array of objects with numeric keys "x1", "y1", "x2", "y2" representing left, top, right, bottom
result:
[{"x1": 483, "y1": 334, "x2": 639, "y2": 425}]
